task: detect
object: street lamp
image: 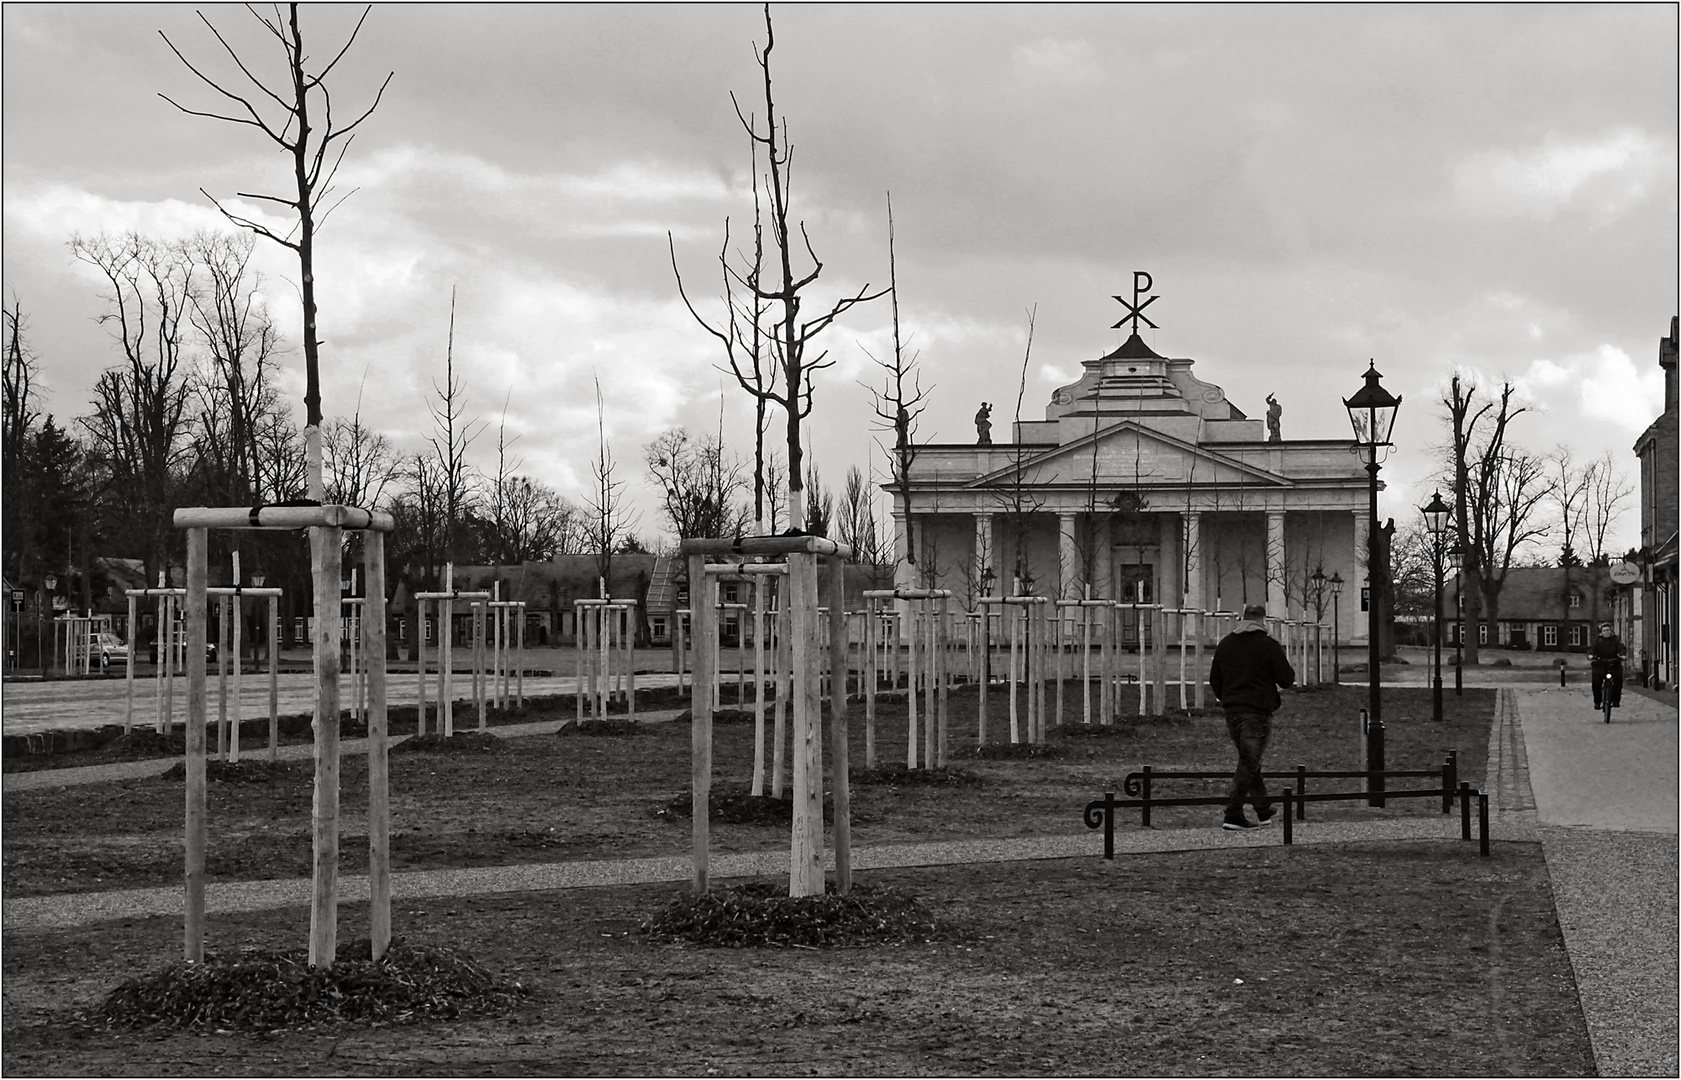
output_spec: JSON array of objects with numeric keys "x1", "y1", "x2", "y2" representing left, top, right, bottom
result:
[
  {"x1": 1344, "y1": 361, "x2": 1401, "y2": 805},
  {"x1": 1421, "y1": 491, "x2": 1451, "y2": 722},
  {"x1": 1446, "y1": 542, "x2": 1464, "y2": 696},
  {"x1": 1329, "y1": 572, "x2": 1344, "y2": 686}
]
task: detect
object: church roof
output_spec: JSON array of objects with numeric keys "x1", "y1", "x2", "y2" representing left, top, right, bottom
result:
[{"x1": 1100, "y1": 331, "x2": 1164, "y2": 361}]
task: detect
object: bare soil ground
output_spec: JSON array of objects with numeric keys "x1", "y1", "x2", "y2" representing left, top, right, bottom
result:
[{"x1": 2, "y1": 685, "x2": 1596, "y2": 1075}]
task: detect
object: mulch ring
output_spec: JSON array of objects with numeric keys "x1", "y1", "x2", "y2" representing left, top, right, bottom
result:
[
  {"x1": 642, "y1": 881, "x2": 951, "y2": 949},
  {"x1": 850, "y1": 763, "x2": 983, "y2": 787},
  {"x1": 656, "y1": 786, "x2": 800, "y2": 825},
  {"x1": 92, "y1": 938, "x2": 527, "y2": 1032},
  {"x1": 392, "y1": 732, "x2": 508, "y2": 754},
  {"x1": 160, "y1": 759, "x2": 305, "y2": 784},
  {"x1": 558, "y1": 718, "x2": 650, "y2": 737},
  {"x1": 670, "y1": 707, "x2": 760, "y2": 725}
]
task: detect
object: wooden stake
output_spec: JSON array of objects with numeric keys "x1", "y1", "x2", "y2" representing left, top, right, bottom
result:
[
  {"x1": 688, "y1": 555, "x2": 714, "y2": 894},
  {"x1": 788, "y1": 551, "x2": 823, "y2": 898},
  {"x1": 183, "y1": 528, "x2": 208, "y2": 963},
  {"x1": 268, "y1": 597, "x2": 279, "y2": 759},
  {"x1": 364, "y1": 531, "x2": 391, "y2": 960},
  {"x1": 308, "y1": 525, "x2": 344, "y2": 969},
  {"x1": 826, "y1": 555, "x2": 852, "y2": 894}
]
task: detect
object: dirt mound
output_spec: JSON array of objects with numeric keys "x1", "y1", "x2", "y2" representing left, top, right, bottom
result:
[
  {"x1": 967, "y1": 741, "x2": 1067, "y2": 760},
  {"x1": 657, "y1": 787, "x2": 797, "y2": 825},
  {"x1": 671, "y1": 707, "x2": 760, "y2": 725},
  {"x1": 642, "y1": 882, "x2": 947, "y2": 949},
  {"x1": 95, "y1": 939, "x2": 526, "y2": 1032},
  {"x1": 160, "y1": 759, "x2": 304, "y2": 784},
  {"x1": 393, "y1": 732, "x2": 508, "y2": 754},
  {"x1": 850, "y1": 764, "x2": 982, "y2": 787},
  {"x1": 558, "y1": 718, "x2": 648, "y2": 737}
]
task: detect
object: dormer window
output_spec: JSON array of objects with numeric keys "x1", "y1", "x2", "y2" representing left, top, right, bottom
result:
[{"x1": 1568, "y1": 593, "x2": 1583, "y2": 608}]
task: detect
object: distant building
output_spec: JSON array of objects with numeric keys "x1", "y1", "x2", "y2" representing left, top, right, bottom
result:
[
  {"x1": 1446, "y1": 566, "x2": 1616, "y2": 653},
  {"x1": 890, "y1": 303, "x2": 1380, "y2": 645},
  {"x1": 1632, "y1": 316, "x2": 1678, "y2": 688}
]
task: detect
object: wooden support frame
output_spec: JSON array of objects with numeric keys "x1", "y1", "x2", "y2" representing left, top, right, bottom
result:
[
  {"x1": 174, "y1": 503, "x2": 393, "y2": 969},
  {"x1": 683, "y1": 536, "x2": 854, "y2": 899}
]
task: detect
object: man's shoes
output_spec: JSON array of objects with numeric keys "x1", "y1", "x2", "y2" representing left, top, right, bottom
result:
[
  {"x1": 1222, "y1": 815, "x2": 1260, "y2": 831},
  {"x1": 1255, "y1": 807, "x2": 1278, "y2": 827}
]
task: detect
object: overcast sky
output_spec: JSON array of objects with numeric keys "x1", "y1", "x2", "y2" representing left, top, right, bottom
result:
[{"x1": 4, "y1": 3, "x2": 1676, "y2": 555}]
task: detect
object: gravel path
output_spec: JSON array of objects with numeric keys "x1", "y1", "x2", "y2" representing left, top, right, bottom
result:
[{"x1": 1502, "y1": 687, "x2": 1679, "y2": 1077}]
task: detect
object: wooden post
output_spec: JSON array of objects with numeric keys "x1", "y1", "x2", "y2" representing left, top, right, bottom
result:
[
  {"x1": 308, "y1": 524, "x2": 344, "y2": 968},
  {"x1": 772, "y1": 594, "x2": 790, "y2": 799},
  {"x1": 1153, "y1": 606, "x2": 1167, "y2": 717},
  {"x1": 978, "y1": 601, "x2": 991, "y2": 745},
  {"x1": 418, "y1": 598, "x2": 430, "y2": 736},
  {"x1": 936, "y1": 594, "x2": 950, "y2": 768},
  {"x1": 788, "y1": 550, "x2": 824, "y2": 898},
  {"x1": 441, "y1": 566, "x2": 455, "y2": 739},
  {"x1": 753, "y1": 579, "x2": 767, "y2": 795},
  {"x1": 183, "y1": 528, "x2": 208, "y2": 963},
  {"x1": 906, "y1": 602, "x2": 920, "y2": 768},
  {"x1": 1008, "y1": 603, "x2": 1021, "y2": 744},
  {"x1": 922, "y1": 603, "x2": 937, "y2": 769},
  {"x1": 474, "y1": 601, "x2": 487, "y2": 732},
  {"x1": 863, "y1": 596, "x2": 877, "y2": 769},
  {"x1": 215, "y1": 595, "x2": 228, "y2": 759},
  {"x1": 365, "y1": 531, "x2": 391, "y2": 960},
  {"x1": 268, "y1": 596, "x2": 279, "y2": 759},
  {"x1": 124, "y1": 592, "x2": 137, "y2": 732},
  {"x1": 230, "y1": 593, "x2": 243, "y2": 763},
  {"x1": 688, "y1": 555, "x2": 714, "y2": 894},
  {"x1": 624, "y1": 604, "x2": 636, "y2": 722},
  {"x1": 575, "y1": 602, "x2": 586, "y2": 725},
  {"x1": 826, "y1": 556, "x2": 852, "y2": 895}
]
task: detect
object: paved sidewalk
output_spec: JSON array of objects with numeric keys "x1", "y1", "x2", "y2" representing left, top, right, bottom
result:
[{"x1": 1503, "y1": 686, "x2": 1679, "y2": 1078}]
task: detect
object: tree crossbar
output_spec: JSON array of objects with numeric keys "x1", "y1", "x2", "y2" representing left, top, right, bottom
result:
[
  {"x1": 1122, "y1": 751, "x2": 1460, "y2": 825},
  {"x1": 1084, "y1": 783, "x2": 1492, "y2": 859}
]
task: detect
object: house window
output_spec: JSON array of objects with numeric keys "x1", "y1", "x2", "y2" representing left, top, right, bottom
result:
[
  {"x1": 652, "y1": 616, "x2": 667, "y2": 639},
  {"x1": 1569, "y1": 593, "x2": 1583, "y2": 608},
  {"x1": 723, "y1": 583, "x2": 740, "y2": 604},
  {"x1": 1478, "y1": 624, "x2": 1488, "y2": 645},
  {"x1": 1543, "y1": 625, "x2": 1558, "y2": 647},
  {"x1": 1569, "y1": 625, "x2": 1583, "y2": 646}
]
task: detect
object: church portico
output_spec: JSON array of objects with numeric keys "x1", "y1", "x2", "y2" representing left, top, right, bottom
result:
[{"x1": 886, "y1": 286, "x2": 1377, "y2": 643}]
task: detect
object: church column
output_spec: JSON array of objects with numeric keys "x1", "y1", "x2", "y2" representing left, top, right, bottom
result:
[
  {"x1": 1058, "y1": 511, "x2": 1080, "y2": 600},
  {"x1": 973, "y1": 512, "x2": 995, "y2": 596},
  {"x1": 892, "y1": 497, "x2": 914, "y2": 593},
  {"x1": 1265, "y1": 510, "x2": 1286, "y2": 616}
]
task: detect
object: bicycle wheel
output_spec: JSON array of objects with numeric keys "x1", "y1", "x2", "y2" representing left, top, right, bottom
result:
[{"x1": 1603, "y1": 675, "x2": 1614, "y2": 723}]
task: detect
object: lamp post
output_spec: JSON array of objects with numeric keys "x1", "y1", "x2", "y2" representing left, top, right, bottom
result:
[
  {"x1": 1329, "y1": 572, "x2": 1344, "y2": 686},
  {"x1": 1344, "y1": 361, "x2": 1401, "y2": 805},
  {"x1": 1446, "y1": 543, "x2": 1464, "y2": 696},
  {"x1": 42, "y1": 573, "x2": 57, "y2": 677},
  {"x1": 1422, "y1": 491, "x2": 1450, "y2": 722}
]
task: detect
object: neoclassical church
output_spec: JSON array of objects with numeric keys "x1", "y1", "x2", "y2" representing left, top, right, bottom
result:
[{"x1": 889, "y1": 291, "x2": 1376, "y2": 642}]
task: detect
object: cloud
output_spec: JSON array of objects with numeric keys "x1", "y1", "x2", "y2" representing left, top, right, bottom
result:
[
  {"x1": 1516, "y1": 345, "x2": 1663, "y2": 434},
  {"x1": 1010, "y1": 38, "x2": 1105, "y2": 90},
  {"x1": 1453, "y1": 127, "x2": 1675, "y2": 221}
]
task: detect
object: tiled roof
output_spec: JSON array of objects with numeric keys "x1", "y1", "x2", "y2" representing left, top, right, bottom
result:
[{"x1": 1446, "y1": 565, "x2": 1615, "y2": 621}]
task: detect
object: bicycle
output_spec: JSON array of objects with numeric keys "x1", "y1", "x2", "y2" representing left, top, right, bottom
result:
[{"x1": 1595, "y1": 664, "x2": 1622, "y2": 723}]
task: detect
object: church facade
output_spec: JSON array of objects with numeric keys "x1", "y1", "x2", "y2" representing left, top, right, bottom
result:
[{"x1": 889, "y1": 316, "x2": 1378, "y2": 644}]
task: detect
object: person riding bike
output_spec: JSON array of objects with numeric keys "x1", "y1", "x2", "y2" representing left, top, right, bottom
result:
[{"x1": 1590, "y1": 623, "x2": 1626, "y2": 712}]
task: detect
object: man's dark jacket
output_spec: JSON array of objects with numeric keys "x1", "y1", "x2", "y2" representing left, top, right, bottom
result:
[{"x1": 1208, "y1": 626, "x2": 1296, "y2": 715}]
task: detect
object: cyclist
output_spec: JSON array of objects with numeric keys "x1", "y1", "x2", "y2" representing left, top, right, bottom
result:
[{"x1": 1589, "y1": 623, "x2": 1626, "y2": 713}]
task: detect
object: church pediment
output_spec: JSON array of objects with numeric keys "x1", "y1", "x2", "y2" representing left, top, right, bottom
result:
[{"x1": 962, "y1": 420, "x2": 1292, "y2": 491}]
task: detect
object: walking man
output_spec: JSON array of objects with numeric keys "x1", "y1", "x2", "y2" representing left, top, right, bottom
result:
[{"x1": 1208, "y1": 603, "x2": 1296, "y2": 830}]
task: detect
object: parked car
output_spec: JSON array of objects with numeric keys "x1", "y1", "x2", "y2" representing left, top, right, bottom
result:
[
  {"x1": 91, "y1": 632, "x2": 129, "y2": 670},
  {"x1": 145, "y1": 638, "x2": 218, "y2": 666}
]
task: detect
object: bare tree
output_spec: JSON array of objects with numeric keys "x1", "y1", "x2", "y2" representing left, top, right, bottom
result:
[
  {"x1": 644, "y1": 426, "x2": 747, "y2": 541},
  {"x1": 837, "y1": 464, "x2": 887, "y2": 568},
  {"x1": 803, "y1": 462, "x2": 835, "y2": 538},
  {"x1": 426, "y1": 288, "x2": 483, "y2": 565},
  {"x1": 494, "y1": 476, "x2": 585, "y2": 562},
  {"x1": 1581, "y1": 451, "x2": 1633, "y2": 569},
  {"x1": 675, "y1": 5, "x2": 885, "y2": 532},
  {"x1": 1442, "y1": 373, "x2": 1553, "y2": 662},
  {"x1": 990, "y1": 308, "x2": 1048, "y2": 594},
  {"x1": 586, "y1": 376, "x2": 637, "y2": 595},
  {"x1": 160, "y1": 3, "x2": 392, "y2": 498},
  {"x1": 323, "y1": 389, "x2": 398, "y2": 511},
  {"x1": 72, "y1": 232, "x2": 197, "y2": 586},
  {"x1": 3, "y1": 301, "x2": 43, "y2": 584},
  {"x1": 865, "y1": 193, "x2": 929, "y2": 567},
  {"x1": 487, "y1": 392, "x2": 522, "y2": 565}
]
